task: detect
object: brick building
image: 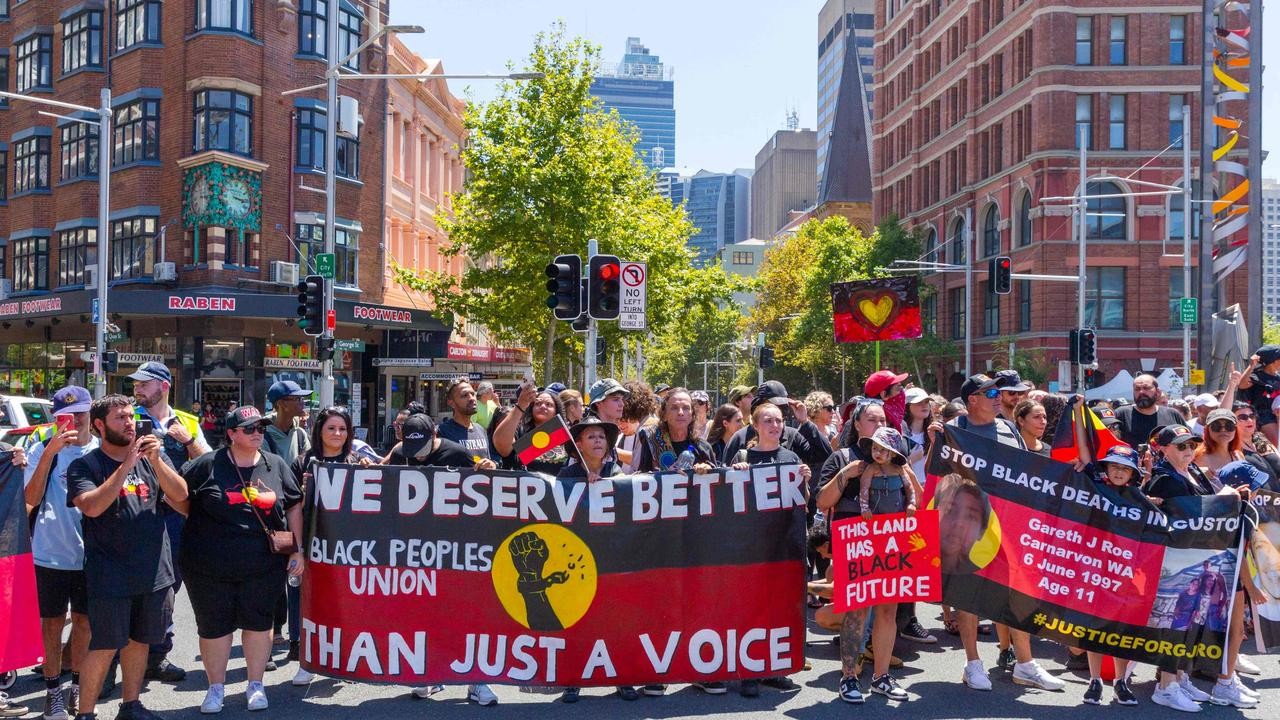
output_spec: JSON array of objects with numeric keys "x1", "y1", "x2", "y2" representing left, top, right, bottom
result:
[
  {"x1": 872, "y1": 0, "x2": 1246, "y2": 395},
  {"x1": 0, "y1": 0, "x2": 448, "y2": 437}
]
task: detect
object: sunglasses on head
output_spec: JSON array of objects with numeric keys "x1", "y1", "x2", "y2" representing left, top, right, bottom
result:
[
  {"x1": 1209, "y1": 421, "x2": 1236, "y2": 432},
  {"x1": 1174, "y1": 440, "x2": 1200, "y2": 451},
  {"x1": 982, "y1": 388, "x2": 1001, "y2": 399},
  {"x1": 236, "y1": 425, "x2": 265, "y2": 435}
]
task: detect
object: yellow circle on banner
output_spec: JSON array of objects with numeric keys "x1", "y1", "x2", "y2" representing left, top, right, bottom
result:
[
  {"x1": 532, "y1": 431, "x2": 550, "y2": 449},
  {"x1": 491, "y1": 524, "x2": 597, "y2": 631},
  {"x1": 969, "y1": 506, "x2": 1002, "y2": 569}
]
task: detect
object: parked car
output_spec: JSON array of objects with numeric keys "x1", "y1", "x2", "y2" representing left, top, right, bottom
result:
[
  {"x1": 0, "y1": 394, "x2": 54, "y2": 440},
  {"x1": 0, "y1": 423, "x2": 50, "y2": 450}
]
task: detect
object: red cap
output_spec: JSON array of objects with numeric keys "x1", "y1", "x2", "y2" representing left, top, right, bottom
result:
[{"x1": 864, "y1": 369, "x2": 909, "y2": 398}]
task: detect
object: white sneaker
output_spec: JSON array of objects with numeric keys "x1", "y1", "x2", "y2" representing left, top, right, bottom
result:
[
  {"x1": 1012, "y1": 661, "x2": 1065, "y2": 691},
  {"x1": 962, "y1": 659, "x2": 992, "y2": 691},
  {"x1": 410, "y1": 685, "x2": 445, "y2": 699},
  {"x1": 1235, "y1": 654, "x2": 1262, "y2": 676},
  {"x1": 467, "y1": 684, "x2": 498, "y2": 706},
  {"x1": 200, "y1": 684, "x2": 225, "y2": 714},
  {"x1": 291, "y1": 667, "x2": 314, "y2": 686},
  {"x1": 1210, "y1": 680, "x2": 1258, "y2": 708},
  {"x1": 1231, "y1": 674, "x2": 1261, "y2": 700},
  {"x1": 1176, "y1": 673, "x2": 1210, "y2": 703},
  {"x1": 246, "y1": 681, "x2": 268, "y2": 711},
  {"x1": 1152, "y1": 684, "x2": 1203, "y2": 713}
]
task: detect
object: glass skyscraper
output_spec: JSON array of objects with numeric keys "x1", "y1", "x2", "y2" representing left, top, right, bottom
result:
[
  {"x1": 670, "y1": 170, "x2": 751, "y2": 265},
  {"x1": 591, "y1": 37, "x2": 676, "y2": 170}
]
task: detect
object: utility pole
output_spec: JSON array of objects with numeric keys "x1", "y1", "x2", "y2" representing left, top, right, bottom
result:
[
  {"x1": 319, "y1": 0, "x2": 341, "y2": 409},
  {"x1": 584, "y1": 239, "x2": 599, "y2": 390},
  {"x1": 1182, "y1": 104, "x2": 1193, "y2": 386},
  {"x1": 1076, "y1": 125, "x2": 1088, "y2": 391},
  {"x1": 964, "y1": 207, "x2": 973, "y2": 377},
  {"x1": 1198, "y1": 0, "x2": 1216, "y2": 369}
]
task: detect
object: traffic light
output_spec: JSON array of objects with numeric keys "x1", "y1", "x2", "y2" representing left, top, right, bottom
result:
[
  {"x1": 1077, "y1": 328, "x2": 1097, "y2": 368},
  {"x1": 989, "y1": 255, "x2": 1012, "y2": 295},
  {"x1": 759, "y1": 346, "x2": 775, "y2": 368},
  {"x1": 103, "y1": 350, "x2": 119, "y2": 374},
  {"x1": 587, "y1": 254, "x2": 621, "y2": 320},
  {"x1": 545, "y1": 254, "x2": 582, "y2": 320},
  {"x1": 296, "y1": 274, "x2": 324, "y2": 336},
  {"x1": 1068, "y1": 329, "x2": 1080, "y2": 363}
]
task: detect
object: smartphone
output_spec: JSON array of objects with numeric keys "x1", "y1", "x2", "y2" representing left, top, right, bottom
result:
[
  {"x1": 134, "y1": 418, "x2": 154, "y2": 438},
  {"x1": 56, "y1": 415, "x2": 74, "y2": 434}
]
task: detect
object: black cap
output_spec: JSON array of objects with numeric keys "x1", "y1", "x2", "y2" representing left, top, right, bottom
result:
[
  {"x1": 567, "y1": 417, "x2": 621, "y2": 459},
  {"x1": 959, "y1": 374, "x2": 998, "y2": 403},
  {"x1": 750, "y1": 380, "x2": 790, "y2": 411},
  {"x1": 1155, "y1": 425, "x2": 1197, "y2": 447},
  {"x1": 401, "y1": 413, "x2": 436, "y2": 459},
  {"x1": 993, "y1": 369, "x2": 1030, "y2": 392},
  {"x1": 1257, "y1": 344, "x2": 1280, "y2": 365}
]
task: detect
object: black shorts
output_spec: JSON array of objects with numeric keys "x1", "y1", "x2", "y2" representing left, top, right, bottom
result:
[
  {"x1": 185, "y1": 568, "x2": 286, "y2": 639},
  {"x1": 35, "y1": 566, "x2": 88, "y2": 618},
  {"x1": 86, "y1": 589, "x2": 168, "y2": 651}
]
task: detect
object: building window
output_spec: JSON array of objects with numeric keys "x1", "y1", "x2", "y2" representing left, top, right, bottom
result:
[
  {"x1": 1169, "y1": 94, "x2": 1186, "y2": 148},
  {"x1": 12, "y1": 235, "x2": 48, "y2": 292},
  {"x1": 731, "y1": 251, "x2": 754, "y2": 265},
  {"x1": 296, "y1": 223, "x2": 357, "y2": 287},
  {"x1": 62, "y1": 10, "x2": 103, "y2": 74},
  {"x1": 113, "y1": 98, "x2": 160, "y2": 165},
  {"x1": 193, "y1": 90, "x2": 252, "y2": 156},
  {"x1": 1170, "y1": 16, "x2": 1186, "y2": 64},
  {"x1": 57, "y1": 228, "x2": 94, "y2": 286},
  {"x1": 196, "y1": 0, "x2": 252, "y2": 35},
  {"x1": 0, "y1": 54, "x2": 8, "y2": 107},
  {"x1": 1075, "y1": 17, "x2": 1093, "y2": 65},
  {"x1": 1085, "y1": 181, "x2": 1126, "y2": 240},
  {"x1": 1075, "y1": 95, "x2": 1092, "y2": 149},
  {"x1": 1168, "y1": 270, "x2": 1191, "y2": 330},
  {"x1": 1109, "y1": 17, "x2": 1127, "y2": 65},
  {"x1": 298, "y1": 0, "x2": 326, "y2": 56},
  {"x1": 924, "y1": 228, "x2": 938, "y2": 265},
  {"x1": 15, "y1": 34, "x2": 52, "y2": 92},
  {"x1": 59, "y1": 123, "x2": 98, "y2": 181},
  {"x1": 1018, "y1": 279, "x2": 1032, "y2": 331},
  {"x1": 982, "y1": 282, "x2": 1000, "y2": 336},
  {"x1": 111, "y1": 216, "x2": 156, "y2": 279},
  {"x1": 1017, "y1": 192, "x2": 1032, "y2": 246},
  {"x1": 923, "y1": 293, "x2": 937, "y2": 336},
  {"x1": 0, "y1": 149, "x2": 7, "y2": 201},
  {"x1": 13, "y1": 135, "x2": 50, "y2": 194},
  {"x1": 338, "y1": 7, "x2": 361, "y2": 71},
  {"x1": 982, "y1": 205, "x2": 1000, "y2": 257},
  {"x1": 116, "y1": 0, "x2": 162, "y2": 51},
  {"x1": 950, "y1": 287, "x2": 966, "y2": 340},
  {"x1": 295, "y1": 108, "x2": 358, "y2": 179},
  {"x1": 1108, "y1": 95, "x2": 1126, "y2": 149},
  {"x1": 949, "y1": 217, "x2": 966, "y2": 265},
  {"x1": 1168, "y1": 179, "x2": 1201, "y2": 241},
  {"x1": 1085, "y1": 267, "x2": 1125, "y2": 329}
]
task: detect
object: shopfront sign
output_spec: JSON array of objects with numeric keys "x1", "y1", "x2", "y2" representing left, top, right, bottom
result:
[
  {"x1": 0, "y1": 296, "x2": 63, "y2": 319},
  {"x1": 80, "y1": 352, "x2": 164, "y2": 366},
  {"x1": 446, "y1": 343, "x2": 531, "y2": 363},
  {"x1": 372, "y1": 357, "x2": 434, "y2": 368},
  {"x1": 351, "y1": 305, "x2": 413, "y2": 325},
  {"x1": 167, "y1": 295, "x2": 237, "y2": 312},
  {"x1": 419, "y1": 372, "x2": 483, "y2": 381},
  {"x1": 265, "y1": 357, "x2": 322, "y2": 371}
]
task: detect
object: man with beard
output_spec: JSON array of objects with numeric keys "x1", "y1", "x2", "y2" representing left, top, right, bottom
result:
[
  {"x1": 437, "y1": 379, "x2": 493, "y2": 460},
  {"x1": 130, "y1": 361, "x2": 209, "y2": 683},
  {"x1": 264, "y1": 380, "x2": 312, "y2": 465},
  {"x1": 993, "y1": 369, "x2": 1031, "y2": 420},
  {"x1": 1115, "y1": 374, "x2": 1184, "y2": 449}
]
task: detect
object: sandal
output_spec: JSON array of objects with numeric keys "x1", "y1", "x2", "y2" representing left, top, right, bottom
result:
[{"x1": 944, "y1": 619, "x2": 959, "y2": 635}]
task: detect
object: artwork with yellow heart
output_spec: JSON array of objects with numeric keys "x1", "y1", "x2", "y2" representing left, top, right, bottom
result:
[{"x1": 831, "y1": 276, "x2": 923, "y2": 343}]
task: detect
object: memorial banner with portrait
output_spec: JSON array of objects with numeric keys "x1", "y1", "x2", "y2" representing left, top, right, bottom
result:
[
  {"x1": 929, "y1": 426, "x2": 1245, "y2": 672},
  {"x1": 298, "y1": 463, "x2": 807, "y2": 685},
  {"x1": 1250, "y1": 490, "x2": 1280, "y2": 652}
]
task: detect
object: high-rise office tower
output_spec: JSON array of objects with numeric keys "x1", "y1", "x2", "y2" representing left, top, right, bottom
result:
[{"x1": 591, "y1": 37, "x2": 676, "y2": 171}]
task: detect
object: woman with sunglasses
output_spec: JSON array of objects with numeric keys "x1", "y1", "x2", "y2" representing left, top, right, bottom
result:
[
  {"x1": 806, "y1": 391, "x2": 839, "y2": 443},
  {"x1": 1232, "y1": 402, "x2": 1280, "y2": 490},
  {"x1": 1195, "y1": 409, "x2": 1245, "y2": 479},
  {"x1": 180, "y1": 407, "x2": 304, "y2": 714}
]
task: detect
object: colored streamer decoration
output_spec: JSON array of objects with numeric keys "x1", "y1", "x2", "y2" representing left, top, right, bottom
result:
[
  {"x1": 1207, "y1": 0, "x2": 1254, "y2": 282},
  {"x1": 300, "y1": 463, "x2": 807, "y2": 685},
  {"x1": 831, "y1": 277, "x2": 922, "y2": 343}
]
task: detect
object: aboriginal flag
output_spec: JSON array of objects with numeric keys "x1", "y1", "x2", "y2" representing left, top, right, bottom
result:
[
  {"x1": 832, "y1": 277, "x2": 922, "y2": 343},
  {"x1": 1050, "y1": 397, "x2": 1124, "y2": 465},
  {"x1": 0, "y1": 452, "x2": 43, "y2": 673},
  {"x1": 514, "y1": 416, "x2": 571, "y2": 465}
]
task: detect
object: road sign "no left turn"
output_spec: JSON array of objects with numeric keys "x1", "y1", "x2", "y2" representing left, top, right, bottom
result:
[{"x1": 619, "y1": 262, "x2": 647, "y2": 331}]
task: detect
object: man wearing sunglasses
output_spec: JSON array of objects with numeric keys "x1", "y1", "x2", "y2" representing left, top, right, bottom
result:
[
  {"x1": 1114, "y1": 375, "x2": 1185, "y2": 450},
  {"x1": 992, "y1": 370, "x2": 1031, "y2": 420}
]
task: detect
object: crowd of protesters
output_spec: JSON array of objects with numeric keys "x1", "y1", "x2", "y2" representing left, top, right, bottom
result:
[{"x1": 5, "y1": 344, "x2": 1280, "y2": 718}]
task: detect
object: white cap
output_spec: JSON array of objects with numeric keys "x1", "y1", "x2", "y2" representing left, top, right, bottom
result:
[
  {"x1": 1193, "y1": 393, "x2": 1220, "y2": 409},
  {"x1": 904, "y1": 387, "x2": 929, "y2": 405}
]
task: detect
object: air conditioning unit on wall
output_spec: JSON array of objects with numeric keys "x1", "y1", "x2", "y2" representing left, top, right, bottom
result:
[
  {"x1": 271, "y1": 261, "x2": 299, "y2": 286},
  {"x1": 153, "y1": 262, "x2": 177, "y2": 283},
  {"x1": 0, "y1": 278, "x2": 11, "y2": 301}
]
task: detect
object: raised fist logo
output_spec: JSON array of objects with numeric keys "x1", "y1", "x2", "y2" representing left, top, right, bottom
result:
[{"x1": 509, "y1": 531, "x2": 569, "y2": 631}]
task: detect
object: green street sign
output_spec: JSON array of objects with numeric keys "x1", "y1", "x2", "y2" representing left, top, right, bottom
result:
[
  {"x1": 335, "y1": 339, "x2": 365, "y2": 353},
  {"x1": 1180, "y1": 297, "x2": 1198, "y2": 324},
  {"x1": 315, "y1": 252, "x2": 336, "y2": 279},
  {"x1": 105, "y1": 330, "x2": 128, "y2": 345}
]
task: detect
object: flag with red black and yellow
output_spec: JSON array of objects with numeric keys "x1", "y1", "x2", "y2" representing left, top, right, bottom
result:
[
  {"x1": 513, "y1": 415, "x2": 572, "y2": 465},
  {"x1": 1051, "y1": 396, "x2": 1126, "y2": 465}
]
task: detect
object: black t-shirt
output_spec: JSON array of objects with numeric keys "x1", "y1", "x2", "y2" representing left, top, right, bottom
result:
[
  {"x1": 66, "y1": 449, "x2": 176, "y2": 598},
  {"x1": 437, "y1": 418, "x2": 493, "y2": 460},
  {"x1": 633, "y1": 427, "x2": 717, "y2": 472},
  {"x1": 722, "y1": 421, "x2": 830, "y2": 467},
  {"x1": 745, "y1": 446, "x2": 802, "y2": 466},
  {"x1": 1114, "y1": 405, "x2": 1185, "y2": 450},
  {"x1": 179, "y1": 448, "x2": 301, "y2": 580},
  {"x1": 556, "y1": 460, "x2": 622, "y2": 481},
  {"x1": 387, "y1": 438, "x2": 476, "y2": 468},
  {"x1": 1243, "y1": 369, "x2": 1280, "y2": 421}
]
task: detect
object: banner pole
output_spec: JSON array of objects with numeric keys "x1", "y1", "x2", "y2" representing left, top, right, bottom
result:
[{"x1": 875, "y1": 341, "x2": 880, "y2": 370}]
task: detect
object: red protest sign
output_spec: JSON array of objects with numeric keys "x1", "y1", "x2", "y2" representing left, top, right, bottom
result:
[{"x1": 832, "y1": 510, "x2": 941, "y2": 612}]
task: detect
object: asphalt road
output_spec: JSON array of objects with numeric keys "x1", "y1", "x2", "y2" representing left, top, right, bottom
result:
[{"x1": 5, "y1": 597, "x2": 1277, "y2": 719}]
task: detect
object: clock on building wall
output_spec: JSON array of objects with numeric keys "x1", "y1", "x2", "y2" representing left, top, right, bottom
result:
[{"x1": 183, "y1": 161, "x2": 263, "y2": 232}]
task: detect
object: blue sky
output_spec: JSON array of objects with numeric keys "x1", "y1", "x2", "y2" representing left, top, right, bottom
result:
[{"x1": 392, "y1": 1, "x2": 1278, "y2": 178}]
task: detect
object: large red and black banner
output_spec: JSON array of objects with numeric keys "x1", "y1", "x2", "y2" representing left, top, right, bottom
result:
[
  {"x1": 299, "y1": 463, "x2": 807, "y2": 685},
  {"x1": 0, "y1": 454, "x2": 43, "y2": 674},
  {"x1": 831, "y1": 277, "x2": 922, "y2": 343},
  {"x1": 1250, "y1": 490, "x2": 1280, "y2": 652},
  {"x1": 930, "y1": 426, "x2": 1245, "y2": 672}
]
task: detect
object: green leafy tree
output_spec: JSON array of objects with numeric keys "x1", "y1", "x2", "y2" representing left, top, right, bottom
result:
[{"x1": 392, "y1": 24, "x2": 734, "y2": 381}]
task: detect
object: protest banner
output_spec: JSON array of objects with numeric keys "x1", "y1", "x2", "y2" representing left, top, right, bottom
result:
[
  {"x1": 1251, "y1": 490, "x2": 1280, "y2": 652},
  {"x1": 929, "y1": 426, "x2": 1244, "y2": 672},
  {"x1": 0, "y1": 455, "x2": 43, "y2": 674},
  {"x1": 299, "y1": 463, "x2": 807, "y2": 686},
  {"x1": 832, "y1": 510, "x2": 941, "y2": 611},
  {"x1": 830, "y1": 277, "x2": 922, "y2": 343}
]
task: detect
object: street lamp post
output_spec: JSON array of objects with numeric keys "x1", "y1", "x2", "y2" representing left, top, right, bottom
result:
[{"x1": 0, "y1": 88, "x2": 112, "y2": 398}]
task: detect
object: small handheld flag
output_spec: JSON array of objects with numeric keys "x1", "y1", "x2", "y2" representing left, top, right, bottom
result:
[{"x1": 513, "y1": 416, "x2": 571, "y2": 465}]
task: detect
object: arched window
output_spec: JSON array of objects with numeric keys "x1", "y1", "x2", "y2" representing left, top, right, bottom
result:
[
  {"x1": 1018, "y1": 192, "x2": 1033, "y2": 246},
  {"x1": 1085, "y1": 181, "x2": 1126, "y2": 240},
  {"x1": 982, "y1": 205, "x2": 1000, "y2": 257},
  {"x1": 924, "y1": 228, "x2": 938, "y2": 265},
  {"x1": 949, "y1": 217, "x2": 966, "y2": 265}
]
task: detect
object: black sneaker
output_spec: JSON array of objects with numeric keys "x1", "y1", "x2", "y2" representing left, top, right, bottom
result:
[
  {"x1": 67, "y1": 685, "x2": 79, "y2": 718},
  {"x1": 1066, "y1": 651, "x2": 1089, "y2": 671},
  {"x1": 143, "y1": 659, "x2": 186, "y2": 683},
  {"x1": 899, "y1": 619, "x2": 938, "y2": 644},
  {"x1": 615, "y1": 686, "x2": 639, "y2": 701},
  {"x1": 1113, "y1": 678, "x2": 1138, "y2": 706},
  {"x1": 43, "y1": 687, "x2": 68, "y2": 719},
  {"x1": 839, "y1": 676, "x2": 865, "y2": 704},
  {"x1": 560, "y1": 688, "x2": 580, "y2": 704},
  {"x1": 997, "y1": 647, "x2": 1016, "y2": 671},
  {"x1": 115, "y1": 701, "x2": 162, "y2": 720},
  {"x1": 870, "y1": 674, "x2": 909, "y2": 701},
  {"x1": 641, "y1": 685, "x2": 665, "y2": 696},
  {"x1": 692, "y1": 681, "x2": 727, "y2": 694},
  {"x1": 739, "y1": 680, "x2": 760, "y2": 698},
  {"x1": 1083, "y1": 678, "x2": 1103, "y2": 705}
]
